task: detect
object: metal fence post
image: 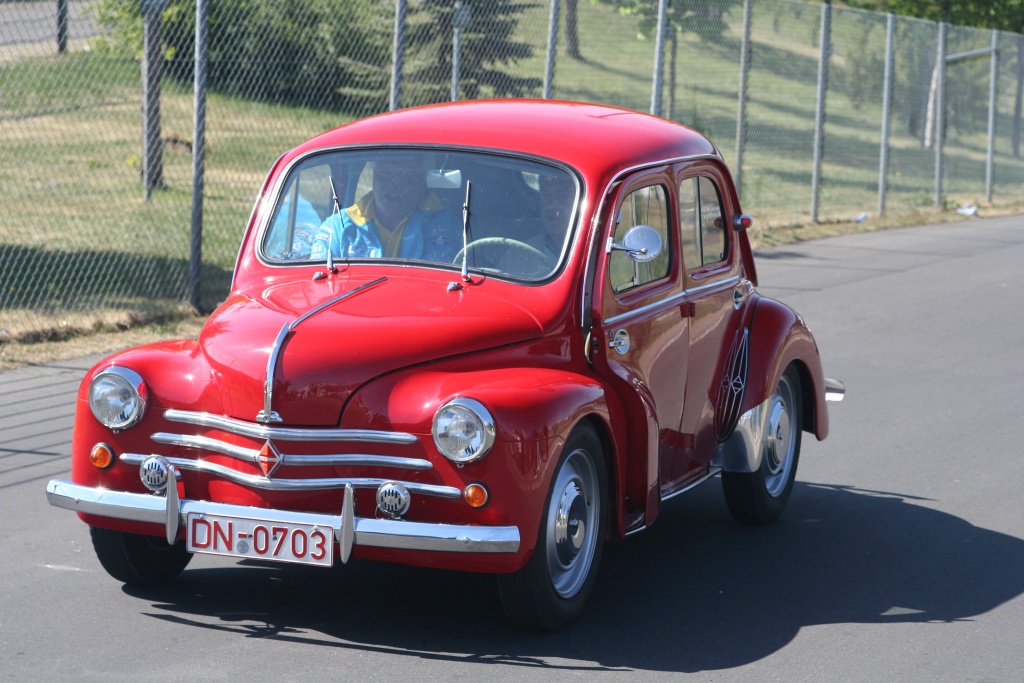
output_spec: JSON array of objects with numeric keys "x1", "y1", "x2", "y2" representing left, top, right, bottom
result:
[
  {"x1": 189, "y1": 0, "x2": 209, "y2": 313},
  {"x1": 452, "y1": 2, "x2": 463, "y2": 101},
  {"x1": 650, "y1": 0, "x2": 668, "y2": 117},
  {"x1": 934, "y1": 21, "x2": 946, "y2": 208},
  {"x1": 141, "y1": 0, "x2": 166, "y2": 202},
  {"x1": 390, "y1": 0, "x2": 406, "y2": 111},
  {"x1": 810, "y1": 0, "x2": 832, "y2": 223},
  {"x1": 56, "y1": 0, "x2": 68, "y2": 54},
  {"x1": 543, "y1": 0, "x2": 560, "y2": 99},
  {"x1": 1015, "y1": 34, "x2": 1024, "y2": 158},
  {"x1": 734, "y1": 0, "x2": 752, "y2": 202},
  {"x1": 985, "y1": 29, "x2": 999, "y2": 203},
  {"x1": 878, "y1": 13, "x2": 894, "y2": 217}
]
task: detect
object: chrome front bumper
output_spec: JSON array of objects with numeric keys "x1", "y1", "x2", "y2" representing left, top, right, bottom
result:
[{"x1": 46, "y1": 479, "x2": 520, "y2": 562}]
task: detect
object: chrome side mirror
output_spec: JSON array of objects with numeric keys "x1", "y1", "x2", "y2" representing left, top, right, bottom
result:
[{"x1": 609, "y1": 224, "x2": 662, "y2": 263}]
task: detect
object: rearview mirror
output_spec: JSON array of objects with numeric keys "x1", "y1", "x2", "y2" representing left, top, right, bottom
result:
[
  {"x1": 427, "y1": 169, "x2": 462, "y2": 189},
  {"x1": 609, "y1": 224, "x2": 662, "y2": 263}
]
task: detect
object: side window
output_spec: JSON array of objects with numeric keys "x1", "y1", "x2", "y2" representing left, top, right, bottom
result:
[
  {"x1": 678, "y1": 176, "x2": 728, "y2": 272},
  {"x1": 609, "y1": 184, "x2": 671, "y2": 293}
]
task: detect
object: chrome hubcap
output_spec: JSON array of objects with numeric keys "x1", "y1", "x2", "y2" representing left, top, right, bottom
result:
[
  {"x1": 546, "y1": 448, "x2": 599, "y2": 599},
  {"x1": 762, "y1": 375, "x2": 796, "y2": 498}
]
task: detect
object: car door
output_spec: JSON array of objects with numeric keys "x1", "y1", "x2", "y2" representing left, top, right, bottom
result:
[
  {"x1": 673, "y1": 168, "x2": 749, "y2": 481},
  {"x1": 590, "y1": 170, "x2": 693, "y2": 522}
]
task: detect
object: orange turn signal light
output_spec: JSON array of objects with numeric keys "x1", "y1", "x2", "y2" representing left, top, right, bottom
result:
[
  {"x1": 89, "y1": 443, "x2": 115, "y2": 469},
  {"x1": 463, "y1": 483, "x2": 489, "y2": 508}
]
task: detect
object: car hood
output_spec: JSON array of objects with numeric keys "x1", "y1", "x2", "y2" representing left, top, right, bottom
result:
[{"x1": 198, "y1": 274, "x2": 545, "y2": 426}]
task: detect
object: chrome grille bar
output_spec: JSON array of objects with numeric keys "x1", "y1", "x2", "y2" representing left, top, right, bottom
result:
[
  {"x1": 150, "y1": 432, "x2": 432, "y2": 471},
  {"x1": 164, "y1": 409, "x2": 417, "y2": 445},
  {"x1": 120, "y1": 453, "x2": 459, "y2": 498}
]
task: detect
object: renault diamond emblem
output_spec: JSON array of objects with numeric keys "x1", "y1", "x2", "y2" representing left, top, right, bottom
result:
[{"x1": 257, "y1": 440, "x2": 282, "y2": 478}]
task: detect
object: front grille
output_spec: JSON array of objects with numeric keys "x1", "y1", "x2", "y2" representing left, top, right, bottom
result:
[{"x1": 118, "y1": 409, "x2": 461, "y2": 499}]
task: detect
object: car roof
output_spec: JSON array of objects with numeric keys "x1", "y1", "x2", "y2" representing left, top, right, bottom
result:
[{"x1": 289, "y1": 99, "x2": 721, "y2": 180}]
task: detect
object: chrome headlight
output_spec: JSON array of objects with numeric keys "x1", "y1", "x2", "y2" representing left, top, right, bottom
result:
[
  {"x1": 432, "y1": 398, "x2": 495, "y2": 464},
  {"x1": 88, "y1": 367, "x2": 148, "y2": 430}
]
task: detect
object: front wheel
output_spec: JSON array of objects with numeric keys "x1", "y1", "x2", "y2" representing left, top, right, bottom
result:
[
  {"x1": 721, "y1": 365, "x2": 803, "y2": 524},
  {"x1": 497, "y1": 424, "x2": 606, "y2": 631},
  {"x1": 90, "y1": 526, "x2": 192, "y2": 586}
]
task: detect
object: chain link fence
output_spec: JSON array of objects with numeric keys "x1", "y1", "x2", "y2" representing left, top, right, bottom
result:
[{"x1": 2, "y1": 0, "x2": 1023, "y2": 342}]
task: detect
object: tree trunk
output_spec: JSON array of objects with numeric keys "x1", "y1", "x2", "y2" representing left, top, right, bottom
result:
[{"x1": 565, "y1": 0, "x2": 581, "y2": 60}]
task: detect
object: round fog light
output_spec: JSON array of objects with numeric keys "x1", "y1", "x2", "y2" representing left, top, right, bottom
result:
[
  {"x1": 90, "y1": 443, "x2": 114, "y2": 469},
  {"x1": 464, "y1": 483, "x2": 489, "y2": 508}
]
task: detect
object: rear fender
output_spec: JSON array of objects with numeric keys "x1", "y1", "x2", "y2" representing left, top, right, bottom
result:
[{"x1": 741, "y1": 297, "x2": 829, "y2": 442}]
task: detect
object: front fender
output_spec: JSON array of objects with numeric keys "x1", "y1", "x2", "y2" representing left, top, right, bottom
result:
[{"x1": 345, "y1": 366, "x2": 616, "y2": 560}]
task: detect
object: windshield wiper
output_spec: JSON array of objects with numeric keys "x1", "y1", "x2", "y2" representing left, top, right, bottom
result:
[
  {"x1": 325, "y1": 175, "x2": 342, "y2": 274},
  {"x1": 461, "y1": 180, "x2": 472, "y2": 283},
  {"x1": 449, "y1": 180, "x2": 472, "y2": 292}
]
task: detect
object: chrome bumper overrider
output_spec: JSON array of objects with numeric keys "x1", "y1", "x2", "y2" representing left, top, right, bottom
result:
[{"x1": 45, "y1": 479, "x2": 520, "y2": 562}]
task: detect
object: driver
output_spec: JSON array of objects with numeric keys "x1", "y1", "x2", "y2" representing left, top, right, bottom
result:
[{"x1": 310, "y1": 154, "x2": 460, "y2": 262}]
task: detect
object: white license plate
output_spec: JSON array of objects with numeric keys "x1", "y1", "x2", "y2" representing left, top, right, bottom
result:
[{"x1": 186, "y1": 512, "x2": 334, "y2": 567}]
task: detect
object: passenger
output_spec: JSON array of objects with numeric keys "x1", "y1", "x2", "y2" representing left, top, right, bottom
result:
[
  {"x1": 266, "y1": 192, "x2": 321, "y2": 260},
  {"x1": 498, "y1": 171, "x2": 576, "y2": 277},
  {"x1": 310, "y1": 155, "x2": 460, "y2": 263}
]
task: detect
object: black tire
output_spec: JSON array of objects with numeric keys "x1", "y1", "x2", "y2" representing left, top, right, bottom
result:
[
  {"x1": 497, "y1": 424, "x2": 607, "y2": 631},
  {"x1": 722, "y1": 365, "x2": 803, "y2": 524},
  {"x1": 90, "y1": 526, "x2": 193, "y2": 586}
]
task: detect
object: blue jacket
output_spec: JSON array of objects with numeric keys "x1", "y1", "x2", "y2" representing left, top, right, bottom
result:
[{"x1": 310, "y1": 192, "x2": 461, "y2": 263}]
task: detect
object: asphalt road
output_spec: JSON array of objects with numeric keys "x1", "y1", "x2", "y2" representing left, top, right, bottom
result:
[
  {"x1": 2, "y1": 215, "x2": 1023, "y2": 682},
  {"x1": 0, "y1": 0, "x2": 95, "y2": 48}
]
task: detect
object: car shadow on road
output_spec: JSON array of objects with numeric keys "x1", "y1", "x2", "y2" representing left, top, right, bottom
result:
[{"x1": 123, "y1": 481, "x2": 1024, "y2": 673}]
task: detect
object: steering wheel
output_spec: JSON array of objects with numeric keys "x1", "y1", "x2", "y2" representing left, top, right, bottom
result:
[{"x1": 453, "y1": 237, "x2": 553, "y2": 271}]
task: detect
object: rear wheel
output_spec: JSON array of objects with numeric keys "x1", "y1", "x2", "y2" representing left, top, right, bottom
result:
[
  {"x1": 497, "y1": 424, "x2": 606, "y2": 631},
  {"x1": 722, "y1": 365, "x2": 802, "y2": 524},
  {"x1": 90, "y1": 526, "x2": 192, "y2": 586}
]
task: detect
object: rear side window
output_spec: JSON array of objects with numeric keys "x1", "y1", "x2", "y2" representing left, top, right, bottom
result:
[{"x1": 679, "y1": 176, "x2": 727, "y2": 272}]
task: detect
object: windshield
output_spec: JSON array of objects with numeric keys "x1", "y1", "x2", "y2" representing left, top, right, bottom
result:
[{"x1": 261, "y1": 148, "x2": 579, "y2": 281}]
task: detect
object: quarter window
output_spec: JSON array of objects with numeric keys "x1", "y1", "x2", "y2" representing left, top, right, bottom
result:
[
  {"x1": 609, "y1": 184, "x2": 670, "y2": 293},
  {"x1": 679, "y1": 176, "x2": 727, "y2": 271}
]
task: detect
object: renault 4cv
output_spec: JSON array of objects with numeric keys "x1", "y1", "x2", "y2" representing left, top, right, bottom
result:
[{"x1": 47, "y1": 100, "x2": 844, "y2": 631}]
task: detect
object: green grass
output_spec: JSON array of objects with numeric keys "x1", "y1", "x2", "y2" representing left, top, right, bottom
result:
[
  {"x1": 2, "y1": 1, "x2": 1023, "y2": 342},
  {"x1": 0, "y1": 51, "x2": 345, "y2": 336}
]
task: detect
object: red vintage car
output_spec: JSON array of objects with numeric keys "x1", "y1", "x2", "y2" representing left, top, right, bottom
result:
[{"x1": 47, "y1": 100, "x2": 843, "y2": 630}]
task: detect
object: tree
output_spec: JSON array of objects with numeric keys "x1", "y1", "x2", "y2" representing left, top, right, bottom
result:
[
  {"x1": 843, "y1": 0, "x2": 1024, "y2": 32},
  {"x1": 92, "y1": 0, "x2": 395, "y2": 116},
  {"x1": 403, "y1": 0, "x2": 541, "y2": 105},
  {"x1": 596, "y1": 0, "x2": 741, "y2": 119}
]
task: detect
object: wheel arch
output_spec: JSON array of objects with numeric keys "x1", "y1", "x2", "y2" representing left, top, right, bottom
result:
[{"x1": 743, "y1": 298, "x2": 830, "y2": 441}]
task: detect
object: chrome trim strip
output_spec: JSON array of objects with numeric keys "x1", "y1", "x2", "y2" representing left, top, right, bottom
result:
[
  {"x1": 46, "y1": 479, "x2": 520, "y2": 556},
  {"x1": 825, "y1": 378, "x2": 846, "y2": 402},
  {"x1": 259, "y1": 277, "x2": 388, "y2": 424},
  {"x1": 602, "y1": 276, "x2": 741, "y2": 326},
  {"x1": 150, "y1": 432, "x2": 432, "y2": 470},
  {"x1": 164, "y1": 410, "x2": 418, "y2": 445},
  {"x1": 259, "y1": 322, "x2": 290, "y2": 423},
  {"x1": 152, "y1": 432, "x2": 255, "y2": 461},
  {"x1": 120, "y1": 453, "x2": 459, "y2": 498},
  {"x1": 660, "y1": 467, "x2": 722, "y2": 503},
  {"x1": 292, "y1": 277, "x2": 389, "y2": 328}
]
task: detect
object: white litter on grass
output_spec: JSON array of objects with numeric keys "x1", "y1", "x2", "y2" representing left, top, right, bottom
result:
[
  {"x1": 956, "y1": 205, "x2": 978, "y2": 216},
  {"x1": 855, "y1": 212, "x2": 869, "y2": 223}
]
